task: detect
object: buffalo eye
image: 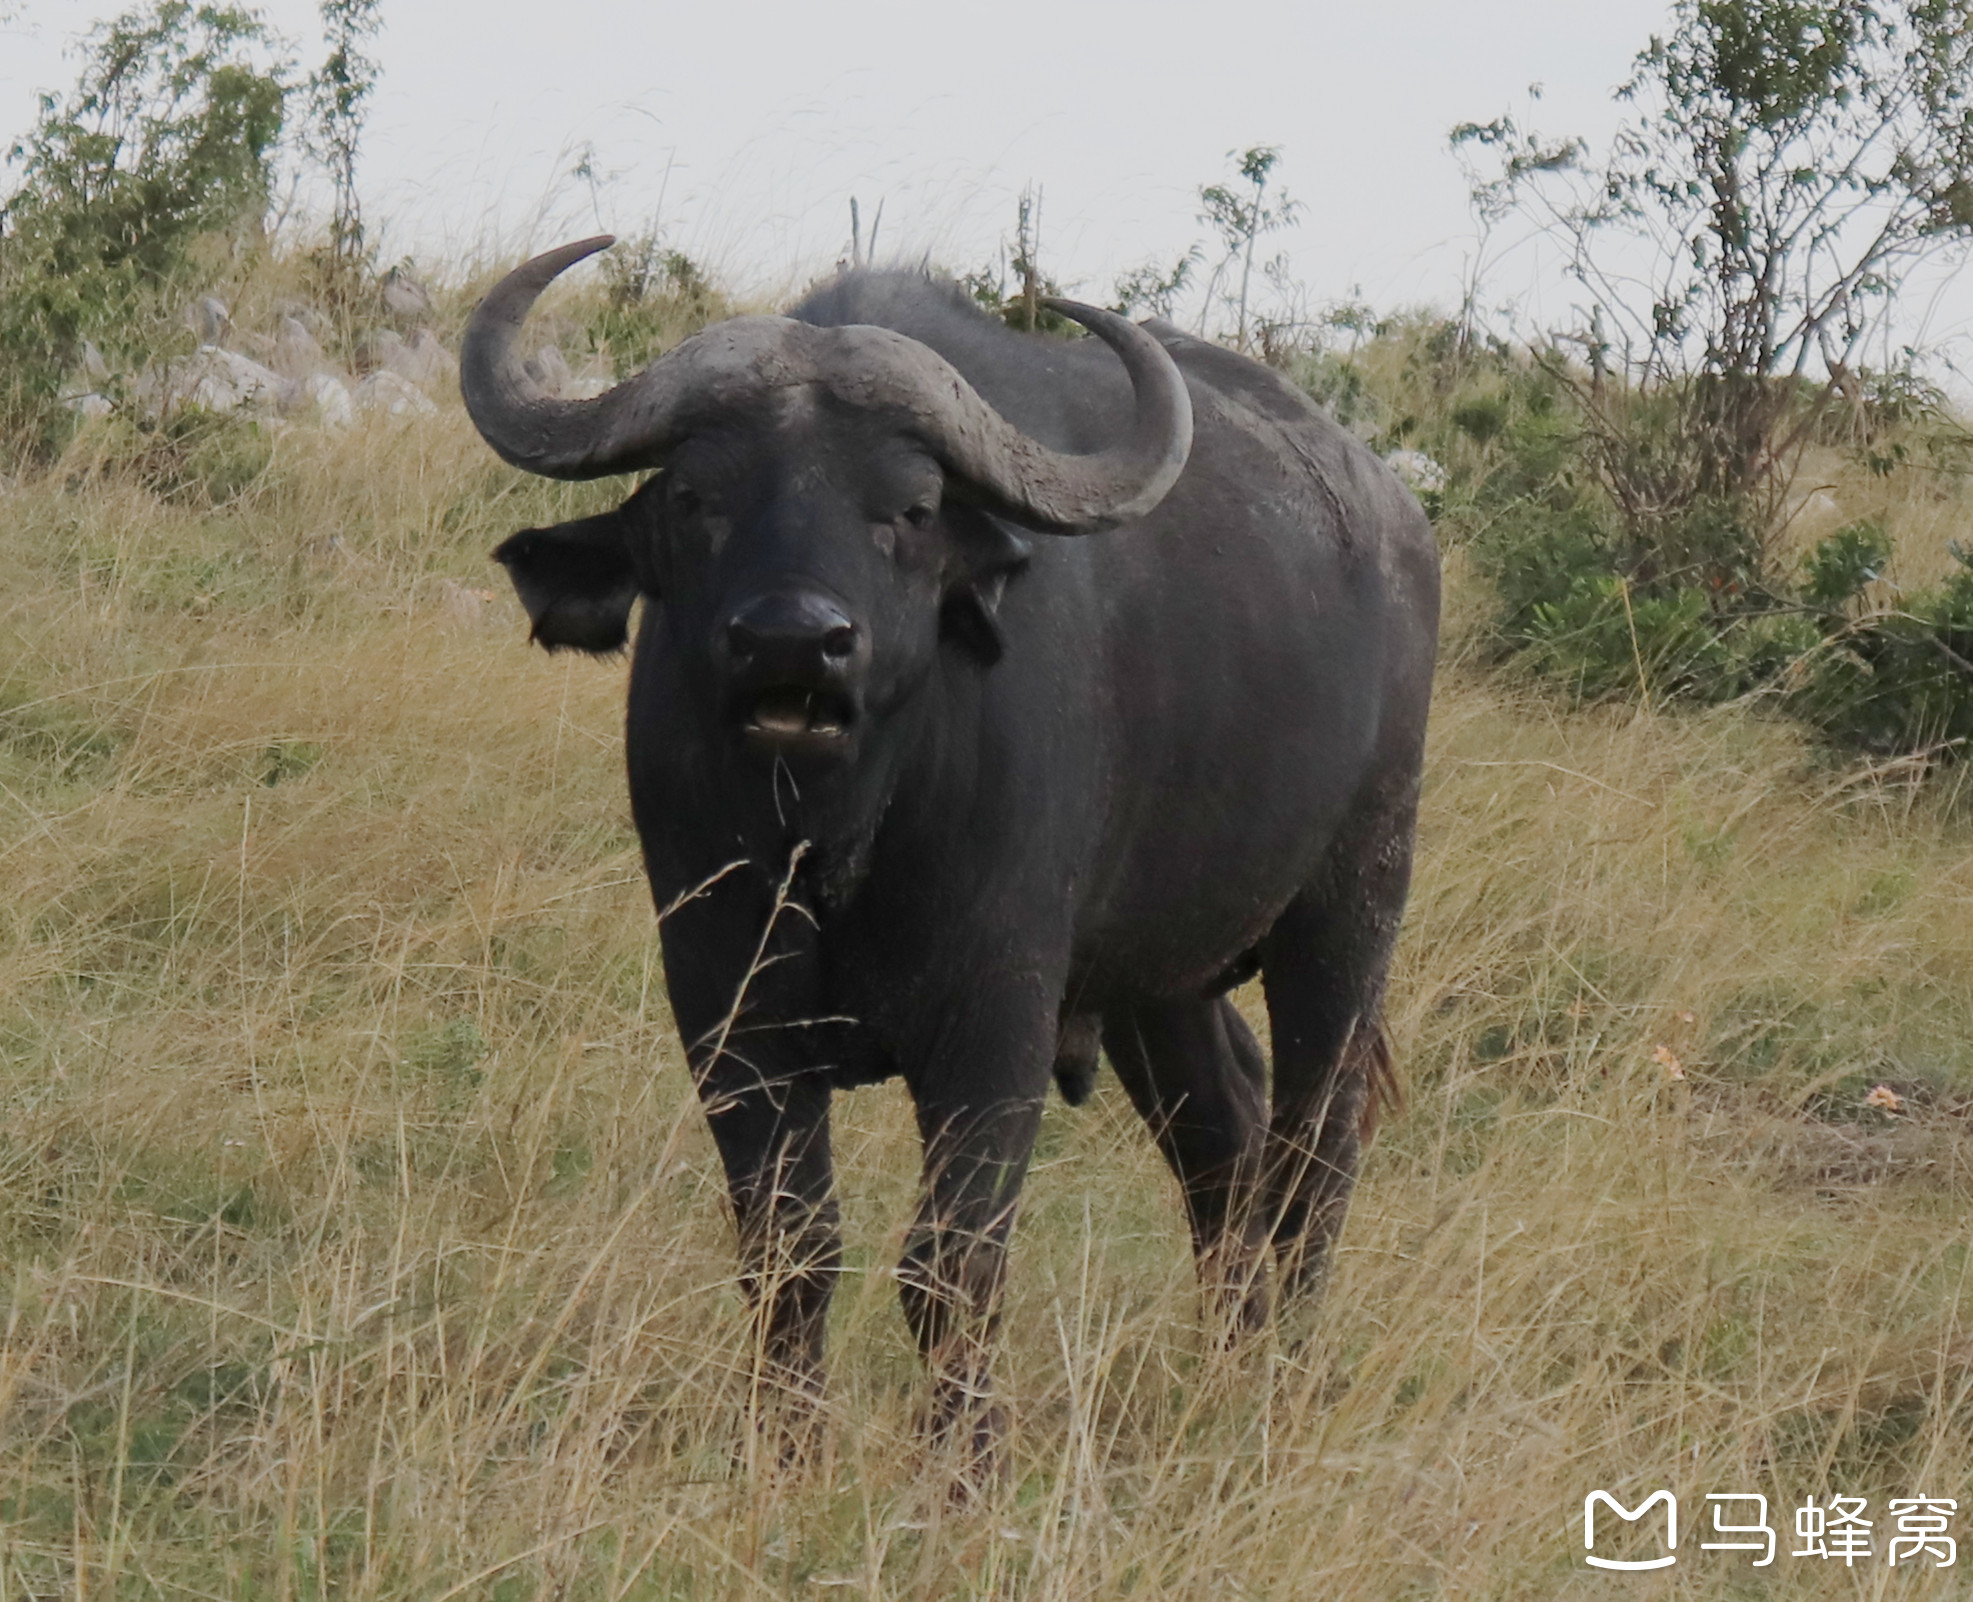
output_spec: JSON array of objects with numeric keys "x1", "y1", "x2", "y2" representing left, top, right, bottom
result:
[
  {"x1": 902, "y1": 501, "x2": 938, "y2": 530},
  {"x1": 669, "y1": 480, "x2": 704, "y2": 517}
]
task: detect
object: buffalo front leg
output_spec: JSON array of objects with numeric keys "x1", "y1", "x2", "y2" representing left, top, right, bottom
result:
[
  {"x1": 698, "y1": 1063, "x2": 841, "y2": 1458},
  {"x1": 897, "y1": 1071, "x2": 1047, "y2": 1483}
]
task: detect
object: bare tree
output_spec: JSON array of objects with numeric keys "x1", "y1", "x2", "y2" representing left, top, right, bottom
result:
[
  {"x1": 308, "y1": 0, "x2": 383, "y2": 291},
  {"x1": 1456, "y1": 0, "x2": 1973, "y2": 554},
  {"x1": 1198, "y1": 146, "x2": 1300, "y2": 351}
]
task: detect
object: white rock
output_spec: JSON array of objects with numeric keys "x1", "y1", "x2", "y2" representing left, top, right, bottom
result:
[
  {"x1": 186, "y1": 296, "x2": 232, "y2": 345},
  {"x1": 356, "y1": 328, "x2": 403, "y2": 374},
  {"x1": 274, "y1": 315, "x2": 330, "y2": 379},
  {"x1": 1384, "y1": 448, "x2": 1447, "y2": 494},
  {"x1": 300, "y1": 372, "x2": 354, "y2": 428},
  {"x1": 65, "y1": 393, "x2": 115, "y2": 419},
  {"x1": 352, "y1": 370, "x2": 436, "y2": 417},
  {"x1": 278, "y1": 303, "x2": 331, "y2": 339},
  {"x1": 139, "y1": 347, "x2": 293, "y2": 416},
  {"x1": 414, "y1": 329, "x2": 458, "y2": 383},
  {"x1": 80, "y1": 341, "x2": 109, "y2": 383},
  {"x1": 382, "y1": 265, "x2": 434, "y2": 324},
  {"x1": 384, "y1": 328, "x2": 458, "y2": 389}
]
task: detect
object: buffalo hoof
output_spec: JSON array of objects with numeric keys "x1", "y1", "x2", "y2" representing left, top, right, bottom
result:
[
  {"x1": 1199, "y1": 1241, "x2": 1271, "y2": 1349},
  {"x1": 732, "y1": 1414, "x2": 830, "y2": 1488},
  {"x1": 775, "y1": 1409, "x2": 828, "y2": 1477},
  {"x1": 922, "y1": 1397, "x2": 1009, "y2": 1505},
  {"x1": 736, "y1": 1368, "x2": 828, "y2": 1481}
]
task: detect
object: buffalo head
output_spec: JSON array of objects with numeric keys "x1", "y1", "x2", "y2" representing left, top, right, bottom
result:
[{"x1": 463, "y1": 237, "x2": 1192, "y2": 770}]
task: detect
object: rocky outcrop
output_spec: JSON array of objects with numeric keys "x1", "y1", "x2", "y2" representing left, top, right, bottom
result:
[
  {"x1": 186, "y1": 296, "x2": 233, "y2": 346},
  {"x1": 381, "y1": 264, "x2": 435, "y2": 326},
  {"x1": 361, "y1": 328, "x2": 458, "y2": 390},
  {"x1": 90, "y1": 275, "x2": 602, "y2": 432},
  {"x1": 352, "y1": 370, "x2": 437, "y2": 417},
  {"x1": 273, "y1": 315, "x2": 329, "y2": 380},
  {"x1": 292, "y1": 372, "x2": 354, "y2": 428},
  {"x1": 137, "y1": 346, "x2": 290, "y2": 415}
]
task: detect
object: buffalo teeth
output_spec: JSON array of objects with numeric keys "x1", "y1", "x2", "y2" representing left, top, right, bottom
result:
[
  {"x1": 753, "y1": 703, "x2": 809, "y2": 735},
  {"x1": 748, "y1": 689, "x2": 848, "y2": 738}
]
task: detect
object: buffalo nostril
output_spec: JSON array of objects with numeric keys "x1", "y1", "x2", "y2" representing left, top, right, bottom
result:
[
  {"x1": 822, "y1": 624, "x2": 857, "y2": 661},
  {"x1": 726, "y1": 618, "x2": 761, "y2": 658}
]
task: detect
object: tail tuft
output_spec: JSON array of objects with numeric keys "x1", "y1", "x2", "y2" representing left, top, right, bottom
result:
[{"x1": 1353, "y1": 1012, "x2": 1403, "y2": 1143}]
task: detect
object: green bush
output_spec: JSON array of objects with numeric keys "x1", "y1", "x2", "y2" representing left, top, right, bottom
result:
[
  {"x1": 0, "y1": 1, "x2": 287, "y2": 460},
  {"x1": 1326, "y1": 320, "x2": 1973, "y2": 758},
  {"x1": 1802, "y1": 519, "x2": 1892, "y2": 610},
  {"x1": 1522, "y1": 577, "x2": 1731, "y2": 702},
  {"x1": 1473, "y1": 458, "x2": 1973, "y2": 751},
  {"x1": 1793, "y1": 560, "x2": 1973, "y2": 756},
  {"x1": 1283, "y1": 349, "x2": 1377, "y2": 433},
  {"x1": 583, "y1": 234, "x2": 728, "y2": 379}
]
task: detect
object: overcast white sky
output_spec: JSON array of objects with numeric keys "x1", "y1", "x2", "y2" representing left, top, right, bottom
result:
[{"x1": 4, "y1": 0, "x2": 1971, "y2": 366}]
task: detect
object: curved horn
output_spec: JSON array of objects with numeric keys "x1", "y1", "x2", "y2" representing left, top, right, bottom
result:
[
  {"x1": 463, "y1": 237, "x2": 858, "y2": 480},
  {"x1": 814, "y1": 298, "x2": 1193, "y2": 535},
  {"x1": 463, "y1": 241, "x2": 1195, "y2": 532},
  {"x1": 1018, "y1": 297, "x2": 1191, "y2": 532},
  {"x1": 461, "y1": 237, "x2": 818, "y2": 480},
  {"x1": 459, "y1": 235, "x2": 626, "y2": 479}
]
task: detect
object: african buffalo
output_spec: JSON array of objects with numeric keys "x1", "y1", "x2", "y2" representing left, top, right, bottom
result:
[{"x1": 461, "y1": 237, "x2": 1438, "y2": 1468}]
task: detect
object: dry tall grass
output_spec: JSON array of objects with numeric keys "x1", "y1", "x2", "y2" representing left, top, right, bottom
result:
[{"x1": 4, "y1": 400, "x2": 1973, "y2": 1598}]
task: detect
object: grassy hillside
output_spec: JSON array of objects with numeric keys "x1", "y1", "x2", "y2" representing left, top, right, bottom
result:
[{"x1": 4, "y1": 375, "x2": 1973, "y2": 1598}]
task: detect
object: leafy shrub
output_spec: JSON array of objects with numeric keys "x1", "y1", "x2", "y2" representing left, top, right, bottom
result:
[
  {"x1": 1343, "y1": 317, "x2": 1973, "y2": 757},
  {"x1": 1522, "y1": 577, "x2": 1731, "y2": 702},
  {"x1": 82, "y1": 404, "x2": 279, "y2": 507},
  {"x1": 1449, "y1": 394, "x2": 1508, "y2": 443},
  {"x1": 1421, "y1": 0, "x2": 1973, "y2": 760},
  {"x1": 1792, "y1": 559, "x2": 1973, "y2": 756},
  {"x1": 1801, "y1": 520, "x2": 1892, "y2": 610},
  {"x1": 1473, "y1": 443, "x2": 1973, "y2": 749},
  {"x1": 583, "y1": 233, "x2": 728, "y2": 379},
  {"x1": 0, "y1": 2, "x2": 288, "y2": 460},
  {"x1": 1283, "y1": 349, "x2": 1377, "y2": 433}
]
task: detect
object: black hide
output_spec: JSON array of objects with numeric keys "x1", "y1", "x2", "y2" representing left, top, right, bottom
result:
[{"x1": 487, "y1": 270, "x2": 1440, "y2": 1461}]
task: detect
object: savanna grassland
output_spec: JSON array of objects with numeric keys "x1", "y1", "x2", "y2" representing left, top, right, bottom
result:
[{"x1": 6, "y1": 314, "x2": 1973, "y2": 1601}]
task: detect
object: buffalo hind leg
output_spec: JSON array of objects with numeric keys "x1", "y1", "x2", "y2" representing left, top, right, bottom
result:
[
  {"x1": 1103, "y1": 996, "x2": 1271, "y2": 1338},
  {"x1": 698, "y1": 1063, "x2": 841, "y2": 1465},
  {"x1": 1260, "y1": 785, "x2": 1415, "y2": 1305}
]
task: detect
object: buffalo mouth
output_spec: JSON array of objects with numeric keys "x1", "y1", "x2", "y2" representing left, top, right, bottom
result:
[{"x1": 736, "y1": 685, "x2": 856, "y2": 752}]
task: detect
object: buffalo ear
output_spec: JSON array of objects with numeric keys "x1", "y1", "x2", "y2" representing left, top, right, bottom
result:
[
  {"x1": 493, "y1": 506, "x2": 640, "y2": 654},
  {"x1": 939, "y1": 509, "x2": 1032, "y2": 666}
]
